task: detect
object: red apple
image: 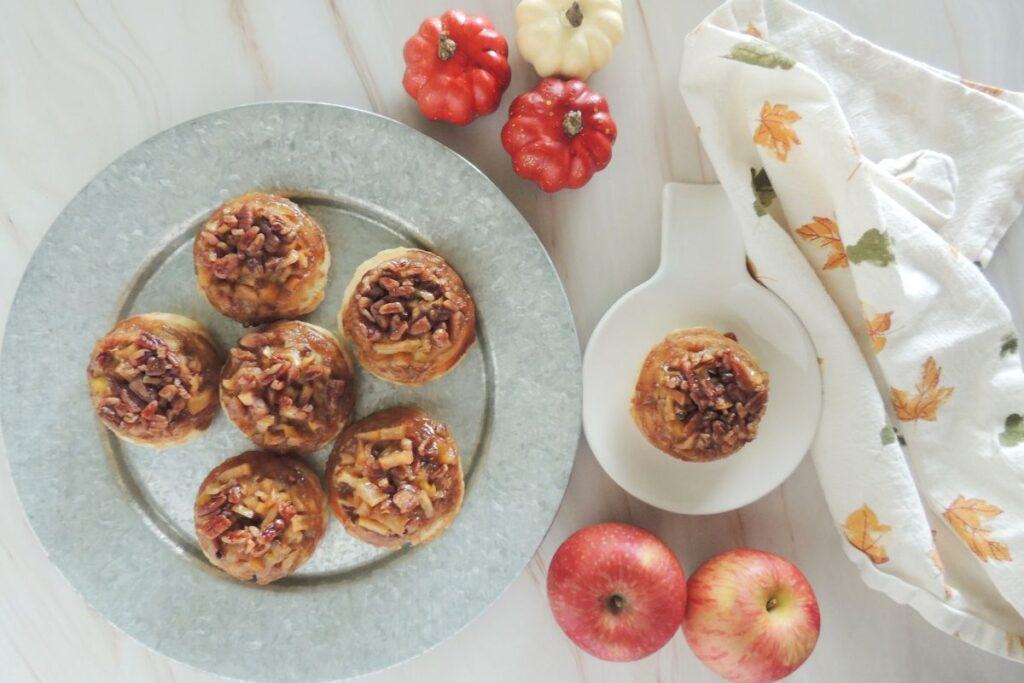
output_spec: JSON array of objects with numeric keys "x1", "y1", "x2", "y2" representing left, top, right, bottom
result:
[
  {"x1": 546, "y1": 522, "x2": 686, "y2": 662},
  {"x1": 683, "y1": 549, "x2": 820, "y2": 683}
]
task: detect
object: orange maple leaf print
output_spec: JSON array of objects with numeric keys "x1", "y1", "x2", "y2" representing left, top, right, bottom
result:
[
  {"x1": 961, "y1": 78, "x2": 1004, "y2": 97},
  {"x1": 944, "y1": 496, "x2": 1012, "y2": 563},
  {"x1": 891, "y1": 356, "x2": 954, "y2": 421},
  {"x1": 754, "y1": 102, "x2": 801, "y2": 161},
  {"x1": 843, "y1": 505, "x2": 891, "y2": 564},
  {"x1": 865, "y1": 310, "x2": 893, "y2": 353},
  {"x1": 795, "y1": 217, "x2": 848, "y2": 269}
]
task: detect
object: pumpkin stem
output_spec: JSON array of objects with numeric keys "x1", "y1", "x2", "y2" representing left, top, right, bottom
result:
[
  {"x1": 563, "y1": 110, "x2": 583, "y2": 137},
  {"x1": 437, "y1": 32, "x2": 457, "y2": 61},
  {"x1": 566, "y1": 1, "x2": 584, "y2": 28}
]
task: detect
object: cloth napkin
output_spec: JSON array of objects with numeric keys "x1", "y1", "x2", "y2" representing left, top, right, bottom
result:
[{"x1": 679, "y1": 0, "x2": 1024, "y2": 662}]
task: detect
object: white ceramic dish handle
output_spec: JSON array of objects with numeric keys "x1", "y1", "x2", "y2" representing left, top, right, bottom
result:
[
  {"x1": 582, "y1": 182, "x2": 822, "y2": 514},
  {"x1": 658, "y1": 182, "x2": 747, "y2": 286}
]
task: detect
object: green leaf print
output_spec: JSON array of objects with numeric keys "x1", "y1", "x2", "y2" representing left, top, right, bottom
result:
[
  {"x1": 750, "y1": 167, "x2": 776, "y2": 217},
  {"x1": 880, "y1": 424, "x2": 906, "y2": 446},
  {"x1": 1000, "y1": 334, "x2": 1018, "y2": 357},
  {"x1": 847, "y1": 229, "x2": 895, "y2": 267},
  {"x1": 881, "y1": 425, "x2": 896, "y2": 445},
  {"x1": 724, "y1": 42, "x2": 795, "y2": 70},
  {"x1": 1000, "y1": 414, "x2": 1024, "y2": 447}
]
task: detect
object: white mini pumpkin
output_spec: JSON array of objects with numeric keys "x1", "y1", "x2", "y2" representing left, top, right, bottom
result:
[{"x1": 515, "y1": 0, "x2": 624, "y2": 80}]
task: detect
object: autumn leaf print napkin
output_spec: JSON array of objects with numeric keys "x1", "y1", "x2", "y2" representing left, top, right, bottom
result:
[{"x1": 680, "y1": 0, "x2": 1024, "y2": 663}]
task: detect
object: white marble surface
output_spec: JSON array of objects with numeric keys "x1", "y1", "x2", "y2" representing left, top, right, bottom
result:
[{"x1": 2, "y1": 1, "x2": 1023, "y2": 681}]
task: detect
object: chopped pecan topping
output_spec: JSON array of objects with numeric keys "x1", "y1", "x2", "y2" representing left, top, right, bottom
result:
[
  {"x1": 328, "y1": 409, "x2": 462, "y2": 546},
  {"x1": 194, "y1": 193, "x2": 329, "y2": 326},
  {"x1": 391, "y1": 486, "x2": 419, "y2": 513},
  {"x1": 197, "y1": 493, "x2": 228, "y2": 516},
  {"x1": 352, "y1": 255, "x2": 470, "y2": 352},
  {"x1": 633, "y1": 329, "x2": 769, "y2": 461},
  {"x1": 194, "y1": 452, "x2": 326, "y2": 584},
  {"x1": 200, "y1": 200, "x2": 305, "y2": 287},
  {"x1": 221, "y1": 321, "x2": 354, "y2": 452},
  {"x1": 656, "y1": 347, "x2": 767, "y2": 456},
  {"x1": 198, "y1": 514, "x2": 232, "y2": 539},
  {"x1": 87, "y1": 318, "x2": 215, "y2": 441}
]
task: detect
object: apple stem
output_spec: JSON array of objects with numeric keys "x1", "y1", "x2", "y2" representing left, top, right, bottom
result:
[
  {"x1": 766, "y1": 597, "x2": 779, "y2": 612},
  {"x1": 607, "y1": 594, "x2": 626, "y2": 614}
]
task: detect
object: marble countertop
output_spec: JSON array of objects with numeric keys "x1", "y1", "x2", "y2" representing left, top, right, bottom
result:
[{"x1": 2, "y1": 1, "x2": 1023, "y2": 681}]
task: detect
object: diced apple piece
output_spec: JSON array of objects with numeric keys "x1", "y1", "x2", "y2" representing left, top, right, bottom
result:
[
  {"x1": 417, "y1": 489, "x2": 435, "y2": 518},
  {"x1": 338, "y1": 471, "x2": 365, "y2": 488},
  {"x1": 373, "y1": 340, "x2": 423, "y2": 355},
  {"x1": 279, "y1": 402, "x2": 301, "y2": 420},
  {"x1": 379, "y1": 514, "x2": 409, "y2": 535},
  {"x1": 187, "y1": 391, "x2": 211, "y2": 415},
  {"x1": 355, "y1": 481, "x2": 388, "y2": 507},
  {"x1": 356, "y1": 516, "x2": 391, "y2": 536},
  {"x1": 437, "y1": 443, "x2": 455, "y2": 465},
  {"x1": 377, "y1": 449, "x2": 414, "y2": 469},
  {"x1": 259, "y1": 504, "x2": 279, "y2": 529},
  {"x1": 290, "y1": 513, "x2": 309, "y2": 533},
  {"x1": 417, "y1": 479, "x2": 437, "y2": 498},
  {"x1": 356, "y1": 426, "x2": 406, "y2": 442},
  {"x1": 233, "y1": 504, "x2": 255, "y2": 518},
  {"x1": 258, "y1": 283, "x2": 279, "y2": 303},
  {"x1": 218, "y1": 463, "x2": 253, "y2": 482}
]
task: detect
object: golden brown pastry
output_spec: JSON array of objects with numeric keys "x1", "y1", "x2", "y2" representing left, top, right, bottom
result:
[
  {"x1": 325, "y1": 407, "x2": 464, "y2": 549},
  {"x1": 194, "y1": 192, "x2": 330, "y2": 325},
  {"x1": 87, "y1": 313, "x2": 220, "y2": 447},
  {"x1": 338, "y1": 248, "x2": 476, "y2": 385},
  {"x1": 631, "y1": 328, "x2": 769, "y2": 462},
  {"x1": 194, "y1": 451, "x2": 328, "y2": 585},
  {"x1": 220, "y1": 321, "x2": 356, "y2": 454}
]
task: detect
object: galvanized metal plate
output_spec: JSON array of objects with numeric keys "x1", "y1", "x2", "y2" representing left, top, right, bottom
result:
[{"x1": 0, "y1": 103, "x2": 580, "y2": 681}]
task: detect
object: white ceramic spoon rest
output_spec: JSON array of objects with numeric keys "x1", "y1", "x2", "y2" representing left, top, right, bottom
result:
[{"x1": 582, "y1": 182, "x2": 822, "y2": 515}]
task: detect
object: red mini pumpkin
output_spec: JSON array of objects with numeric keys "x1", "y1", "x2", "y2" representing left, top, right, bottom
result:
[
  {"x1": 501, "y1": 78, "x2": 617, "y2": 192},
  {"x1": 402, "y1": 9, "x2": 511, "y2": 126}
]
